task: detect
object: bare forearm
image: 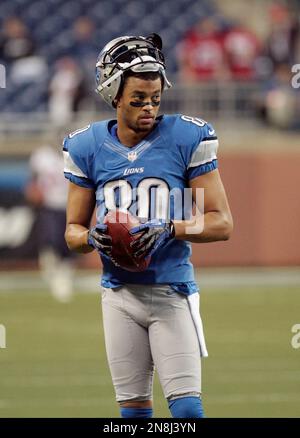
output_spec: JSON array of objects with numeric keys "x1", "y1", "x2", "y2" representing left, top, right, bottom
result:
[
  {"x1": 65, "y1": 224, "x2": 93, "y2": 253},
  {"x1": 174, "y1": 211, "x2": 233, "y2": 243}
]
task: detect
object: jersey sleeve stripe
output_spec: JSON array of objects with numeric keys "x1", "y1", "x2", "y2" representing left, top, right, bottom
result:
[
  {"x1": 189, "y1": 156, "x2": 217, "y2": 167},
  {"x1": 188, "y1": 139, "x2": 219, "y2": 169},
  {"x1": 63, "y1": 150, "x2": 88, "y2": 178},
  {"x1": 68, "y1": 124, "x2": 91, "y2": 138},
  {"x1": 188, "y1": 159, "x2": 218, "y2": 180},
  {"x1": 201, "y1": 135, "x2": 218, "y2": 142},
  {"x1": 64, "y1": 172, "x2": 95, "y2": 189}
]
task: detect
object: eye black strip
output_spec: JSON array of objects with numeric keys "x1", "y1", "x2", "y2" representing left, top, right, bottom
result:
[{"x1": 130, "y1": 101, "x2": 160, "y2": 107}]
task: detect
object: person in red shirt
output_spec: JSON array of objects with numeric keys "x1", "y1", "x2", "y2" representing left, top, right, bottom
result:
[
  {"x1": 177, "y1": 16, "x2": 227, "y2": 82},
  {"x1": 223, "y1": 24, "x2": 261, "y2": 80}
]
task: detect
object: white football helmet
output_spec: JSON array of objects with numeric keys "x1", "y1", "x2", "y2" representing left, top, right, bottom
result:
[{"x1": 95, "y1": 33, "x2": 172, "y2": 107}]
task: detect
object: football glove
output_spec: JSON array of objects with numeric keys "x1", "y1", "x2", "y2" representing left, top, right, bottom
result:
[
  {"x1": 88, "y1": 224, "x2": 112, "y2": 257},
  {"x1": 88, "y1": 225, "x2": 122, "y2": 267},
  {"x1": 130, "y1": 219, "x2": 175, "y2": 258}
]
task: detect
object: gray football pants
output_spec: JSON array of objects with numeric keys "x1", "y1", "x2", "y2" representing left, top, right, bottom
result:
[{"x1": 100, "y1": 284, "x2": 208, "y2": 403}]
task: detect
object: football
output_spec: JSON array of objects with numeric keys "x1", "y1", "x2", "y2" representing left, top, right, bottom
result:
[{"x1": 103, "y1": 209, "x2": 151, "y2": 272}]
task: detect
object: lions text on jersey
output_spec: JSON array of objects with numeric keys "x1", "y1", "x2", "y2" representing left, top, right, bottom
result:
[{"x1": 63, "y1": 114, "x2": 218, "y2": 295}]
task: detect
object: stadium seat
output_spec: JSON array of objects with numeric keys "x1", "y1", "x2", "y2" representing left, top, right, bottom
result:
[{"x1": 0, "y1": 0, "x2": 214, "y2": 112}]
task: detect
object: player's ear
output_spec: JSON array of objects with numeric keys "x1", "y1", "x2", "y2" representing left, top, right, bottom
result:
[{"x1": 113, "y1": 95, "x2": 122, "y2": 108}]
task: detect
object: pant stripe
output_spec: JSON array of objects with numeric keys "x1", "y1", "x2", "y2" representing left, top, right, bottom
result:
[{"x1": 187, "y1": 293, "x2": 208, "y2": 358}]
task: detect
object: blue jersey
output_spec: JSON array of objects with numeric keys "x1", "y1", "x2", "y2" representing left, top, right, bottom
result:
[{"x1": 63, "y1": 114, "x2": 219, "y2": 295}]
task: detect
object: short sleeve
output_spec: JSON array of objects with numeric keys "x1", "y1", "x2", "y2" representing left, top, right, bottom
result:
[
  {"x1": 186, "y1": 122, "x2": 219, "y2": 180},
  {"x1": 63, "y1": 125, "x2": 95, "y2": 189}
]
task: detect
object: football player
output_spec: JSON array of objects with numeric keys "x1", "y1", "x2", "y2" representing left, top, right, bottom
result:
[{"x1": 63, "y1": 33, "x2": 233, "y2": 418}]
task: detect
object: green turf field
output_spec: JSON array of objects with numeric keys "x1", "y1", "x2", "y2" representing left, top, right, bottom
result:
[{"x1": 0, "y1": 278, "x2": 299, "y2": 418}]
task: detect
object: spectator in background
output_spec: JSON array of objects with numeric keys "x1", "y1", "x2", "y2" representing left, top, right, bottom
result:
[
  {"x1": 0, "y1": 16, "x2": 35, "y2": 63},
  {"x1": 48, "y1": 56, "x2": 86, "y2": 126},
  {"x1": 25, "y1": 143, "x2": 74, "y2": 303},
  {"x1": 71, "y1": 16, "x2": 97, "y2": 68},
  {"x1": 266, "y1": 3, "x2": 299, "y2": 69},
  {"x1": 69, "y1": 17, "x2": 97, "y2": 102},
  {"x1": 258, "y1": 63, "x2": 300, "y2": 130},
  {"x1": 221, "y1": 20, "x2": 261, "y2": 113},
  {"x1": 176, "y1": 16, "x2": 228, "y2": 83},
  {"x1": 0, "y1": 16, "x2": 47, "y2": 84},
  {"x1": 223, "y1": 22, "x2": 261, "y2": 81},
  {"x1": 177, "y1": 15, "x2": 261, "y2": 83}
]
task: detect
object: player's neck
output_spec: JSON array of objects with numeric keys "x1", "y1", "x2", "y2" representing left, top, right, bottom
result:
[
  {"x1": 118, "y1": 131, "x2": 148, "y2": 147},
  {"x1": 116, "y1": 122, "x2": 154, "y2": 148}
]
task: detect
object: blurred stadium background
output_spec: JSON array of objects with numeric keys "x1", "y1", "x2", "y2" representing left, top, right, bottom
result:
[{"x1": 0, "y1": 0, "x2": 300, "y2": 418}]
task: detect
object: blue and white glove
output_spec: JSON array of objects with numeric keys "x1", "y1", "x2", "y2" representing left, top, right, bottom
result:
[
  {"x1": 130, "y1": 219, "x2": 175, "y2": 258},
  {"x1": 88, "y1": 224, "x2": 112, "y2": 257},
  {"x1": 88, "y1": 224, "x2": 121, "y2": 267}
]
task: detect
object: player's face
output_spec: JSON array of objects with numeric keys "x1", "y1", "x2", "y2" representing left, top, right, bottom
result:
[{"x1": 117, "y1": 77, "x2": 162, "y2": 134}]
